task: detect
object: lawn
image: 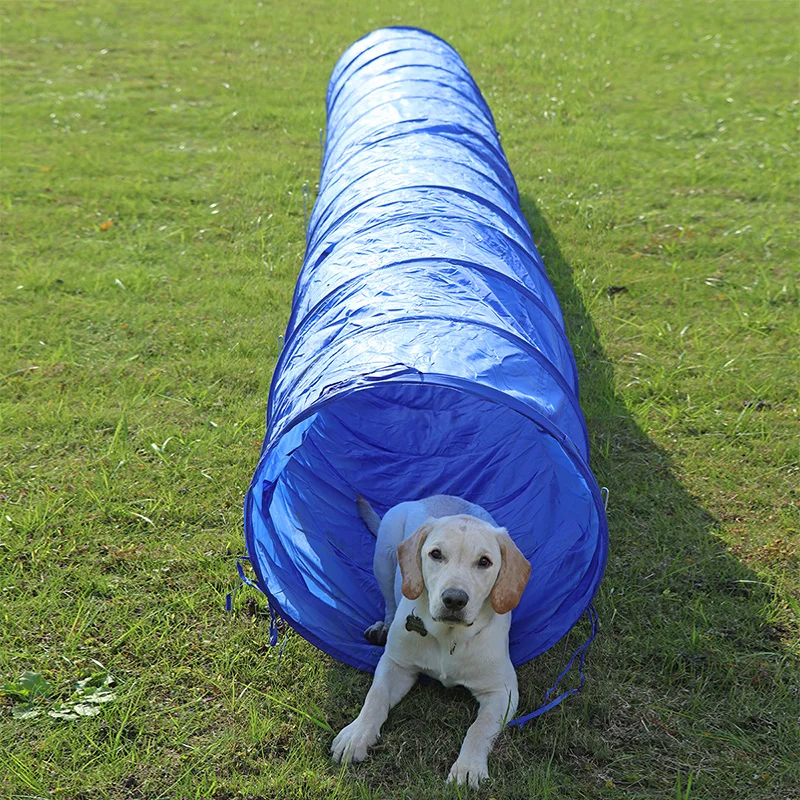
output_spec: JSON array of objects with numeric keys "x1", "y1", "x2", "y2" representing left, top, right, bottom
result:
[{"x1": 1, "y1": 0, "x2": 798, "y2": 798}]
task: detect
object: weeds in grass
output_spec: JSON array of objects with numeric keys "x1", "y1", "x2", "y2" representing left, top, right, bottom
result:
[{"x1": 675, "y1": 768, "x2": 695, "y2": 800}]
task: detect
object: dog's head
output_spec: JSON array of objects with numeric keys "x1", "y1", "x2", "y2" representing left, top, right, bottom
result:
[{"x1": 397, "y1": 515, "x2": 531, "y2": 626}]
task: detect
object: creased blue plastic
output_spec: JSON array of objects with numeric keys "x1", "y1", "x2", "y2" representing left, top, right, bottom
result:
[{"x1": 244, "y1": 27, "x2": 608, "y2": 673}]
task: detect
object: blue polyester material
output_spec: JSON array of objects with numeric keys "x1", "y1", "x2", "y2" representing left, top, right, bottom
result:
[{"x1": 244, "y1": 27, "x2": 608, "y2": 673}]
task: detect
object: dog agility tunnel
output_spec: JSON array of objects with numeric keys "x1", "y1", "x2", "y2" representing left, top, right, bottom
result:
[{"x1": 244, "y1": 27, "x2": 608, "y2": 674}]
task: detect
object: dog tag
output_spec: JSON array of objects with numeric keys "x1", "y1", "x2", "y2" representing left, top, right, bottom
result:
[{"x1": 405, "y1": 610, "x2": 427, "y2": 637}]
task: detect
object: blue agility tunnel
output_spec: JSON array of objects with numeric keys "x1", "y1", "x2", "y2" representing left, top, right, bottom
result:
[{"x1": 244, "y1": 27, "x2": 608, "y2": 675}]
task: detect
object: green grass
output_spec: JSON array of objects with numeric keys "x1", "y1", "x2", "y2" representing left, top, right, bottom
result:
[{"x1": 1, "y1": 0, "x2": 797, "y2": 798}]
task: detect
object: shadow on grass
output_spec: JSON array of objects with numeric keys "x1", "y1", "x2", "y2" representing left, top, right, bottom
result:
[{"x1": 305, "y1": 199, "x2": 796, "y2": 798}]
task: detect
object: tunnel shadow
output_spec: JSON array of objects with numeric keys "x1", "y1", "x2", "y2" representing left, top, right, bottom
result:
[
  {"x1": 296, "y1": 197, "x2": 792, "y2": 795},
  {"x1": 519, "y1": 191, "x2": 778, "y2": 638}
]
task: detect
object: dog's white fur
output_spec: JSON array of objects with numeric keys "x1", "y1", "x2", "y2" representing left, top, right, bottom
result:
[{"x1": 331, "y1": 495, "x2": 531, "y2": 787}]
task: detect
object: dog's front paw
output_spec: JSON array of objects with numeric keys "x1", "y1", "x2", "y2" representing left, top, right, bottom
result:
[
  {"x1": 363, "y1": 621, "x2": 389, "y2": 646},
  {"x1": 447, "y1": 756, "x2": 489, "y2": 788},
  {"x1": 331, "y1": 720, "x2": 378, "y2": 764}
]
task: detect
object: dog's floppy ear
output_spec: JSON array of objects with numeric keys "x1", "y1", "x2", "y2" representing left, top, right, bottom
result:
[
  {"x1": 397, "y1": 522, "x2": 433, "y2": 600},
  {"x1": 490, "y1": 530, "x2": 531, "y2": 614}
]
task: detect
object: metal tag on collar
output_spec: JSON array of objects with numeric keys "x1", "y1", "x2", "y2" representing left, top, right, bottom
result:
[{"x1": 405, "y1": 609, "x2": 428, "y2": 636}]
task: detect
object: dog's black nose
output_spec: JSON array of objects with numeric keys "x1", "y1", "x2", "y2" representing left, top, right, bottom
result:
[{"x1": 441, "y1": 588, "x2": 469, "y2": 610}]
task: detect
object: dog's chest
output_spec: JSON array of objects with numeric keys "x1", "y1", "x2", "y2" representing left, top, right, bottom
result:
[{"x1": 414, "y1": 636, "x2": 482, "y2": 688}]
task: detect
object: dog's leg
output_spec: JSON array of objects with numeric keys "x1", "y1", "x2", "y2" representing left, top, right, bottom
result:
[
  {"x1": 364, "y1": 542, "x2": 398, "y2": 645},
  {"x1": 365, "y1": 507, "x2": 407, "y2": 646},
  {"x1": 331, "y1": 654, "x2": 417, "y2": 764},
  {"x1": 446, "y1": 682, "x2": 518, "y2": 788},
  {"x1": 364, "y1": 544, "x2": 397, "y2": 645}
]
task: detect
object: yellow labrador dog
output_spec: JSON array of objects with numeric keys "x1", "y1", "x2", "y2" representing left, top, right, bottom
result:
[{"x1": 331, "y1": 495, "x2": 531, "y2": 787}]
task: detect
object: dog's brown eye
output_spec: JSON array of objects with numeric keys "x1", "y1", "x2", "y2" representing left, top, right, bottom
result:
[
  {"x1": 429, "y1": 549, "x2": 442, "y2": 560},
  {"x1": 477, "y1": 556, "x2": 492, "y2": 568}
]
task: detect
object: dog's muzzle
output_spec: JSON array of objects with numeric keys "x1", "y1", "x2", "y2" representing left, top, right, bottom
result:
[{"x1": 435, "y1": 588, "x2": 471, "y2": 623}]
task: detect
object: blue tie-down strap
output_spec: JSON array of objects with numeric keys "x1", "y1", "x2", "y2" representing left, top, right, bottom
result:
[
  {"x1": 226, "y1": 555, "x2": 280, "y2": 647},
  {"x1": 508, "y1": 604, "x2": 599, "y2": 728}
]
